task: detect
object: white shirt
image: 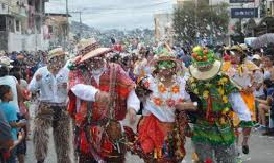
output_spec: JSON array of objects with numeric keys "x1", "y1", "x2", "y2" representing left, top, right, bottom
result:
[
  {"x1": 142, "y1": 75, "x2": 190, "y2": 122},
  {"x1": 28, "y1": 66, "x2": 69, "y2": 103},
  {"x1": 0, "y1": 75, "x2": 19, "y2": 112}
]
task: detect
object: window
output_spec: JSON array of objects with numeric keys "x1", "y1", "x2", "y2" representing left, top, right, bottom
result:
[
  {"x1": 48, "y1": 25, "x2": 54, "y2": 33},
  {"x1": 16, "y1": 20, "x2": 20, "y2": 32},
  {"x1": 0, "y1": 16, "x2": 6, "y2": 31}
]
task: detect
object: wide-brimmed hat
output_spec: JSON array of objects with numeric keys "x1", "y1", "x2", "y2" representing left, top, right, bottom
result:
[
  {"x1": 230, "y1": 45, "x2": 244, "y2": 55},
  {"x1": 0, "y1": 50, "x2": 6, "y2": 56},
  {"x1": 80, "y1": 48, "x2": 112, "y2": 62},
  {"x1": 0, "y1": 56, "x2": 14, "y2": 68},
  {"x1": 77, "y1": 38, "x2": 99, "y2": 56},
  {"x1": 252, "y1": 54, "x2": 261, "y2": 60},
  {"x1": 189, "y1": 60, "x2": 222, "y2": 81},
  {"x1": 48, "y1": 47, "x2": 66, "y2": 60}
]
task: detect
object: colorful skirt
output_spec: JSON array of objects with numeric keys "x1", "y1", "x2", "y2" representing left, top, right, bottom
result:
[
  {"x1": 230, "y1": 91, "x2": 255, "y2": 127},
  {"x1": 133, "y1": 114, "x2": 187, "y2": 163}
]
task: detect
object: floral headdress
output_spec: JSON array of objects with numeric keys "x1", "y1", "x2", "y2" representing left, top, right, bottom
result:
[
  {"x1": 153, "y1": 42, "x2": 180, "y2": 70},
  {"x1": 191, "y1": 46, "x2": 215, "y2": 69}
]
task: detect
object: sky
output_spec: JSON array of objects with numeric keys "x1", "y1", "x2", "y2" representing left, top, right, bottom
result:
[{"x1": 45, "y1": 0, "x2": 176, "y2": 30}]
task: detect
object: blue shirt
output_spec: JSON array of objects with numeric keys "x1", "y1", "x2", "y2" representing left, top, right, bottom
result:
[{"x1": 0, "y1": 102, "x2": 18, "y2": 140}]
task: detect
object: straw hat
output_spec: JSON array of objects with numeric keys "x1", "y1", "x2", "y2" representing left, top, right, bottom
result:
[
  {"x1": 230, "y1": 45, "x2": 244, "y2": 55},
  {"x1": 77, "y1": 38, "x2": 99, "y2": 55},
  {"x1": 0, "y1": 50, "x2": 6, "y2": 56},
  {"x1": 189, "y1": 60, "x2": 222, "y2": 81},
  {"x1": 0, "y1": 56, "x2": 14, "y2": 68},
  {"x1": 48, "y1": 47, "x2": 66, "y2": 60},
  {"x1": 80, "y1": 48, "x2": 112, "y2": 62}
]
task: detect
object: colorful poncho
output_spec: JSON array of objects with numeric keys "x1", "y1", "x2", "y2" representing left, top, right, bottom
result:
[{"x1": 187, "y1": 73, "x2": 238, "y2": 145}]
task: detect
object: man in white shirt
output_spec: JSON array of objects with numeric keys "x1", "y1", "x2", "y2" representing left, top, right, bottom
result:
[{"x1": 28, "y1": 48, "x2": 73, "y2": 163}]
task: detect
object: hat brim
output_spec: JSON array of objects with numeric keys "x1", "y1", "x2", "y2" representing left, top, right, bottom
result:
[
  {"x1": 0, "y1": 64, "x2": 13, "y2": 68},
  {"x1": 189, "y1": 60, "x2": 221, "y2": 81},
  {"x1": 80, "y1": 48, "x2": 112, "y2": 62},
  {"x1": 48, "y1": 52, "x2": 66, "y2": 60}
]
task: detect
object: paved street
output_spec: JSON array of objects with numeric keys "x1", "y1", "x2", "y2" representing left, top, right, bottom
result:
[{"x1": 25, "y1": 104, "x2": 274, "y2": 163}]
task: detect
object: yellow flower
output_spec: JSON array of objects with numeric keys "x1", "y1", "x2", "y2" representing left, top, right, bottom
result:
[
  {"x1": 189, "y1": 77, "x2": 195, "y2": 83},
  {"x1": 219, "y1": 117, "x2": 226, "y2": 125},
  {"x1": 218, "y1": 88, "x2": 225, "y2": 95},
  {"x1": 222, "y1": 77, "x2": 228, "y2": 83},
  {"x1": 191, "y1": 83, "x2": 196, "y2": 88},
  {"x1": 203, "y1": 90, "x2": 209, "y2": 99},
  {"x1": 223, "y1": 96, "x2": 228, "y2": 103},
  {"x1": 222, "y1": 107, "x2": 230, "y2": 114},
  {"x1": 217, "y1": 81, "x2": 223, "y2": 85},
  {"x1": 194, "y1": 89, "x2": 199, "y2": 94}
]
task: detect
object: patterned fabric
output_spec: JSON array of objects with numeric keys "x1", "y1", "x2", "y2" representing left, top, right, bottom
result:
[
  {"x1": 187, "y1": 74, "x2": 238, "y2": 145},
  {"x1": 68, "y1": 63, "x2": 134, "y2": 123},
  {"x1": 67, "y1": 63, "x2": 135, "y2": 161},
  {"x1": 138, "y1": 75, "x2": 190, "y2": 122},
  {"x1": 33, "y1": 103, "x2": 73, "y2": 163},
  {"x1": 134, "y1": 112, "x2": 187, "y2": 163}
]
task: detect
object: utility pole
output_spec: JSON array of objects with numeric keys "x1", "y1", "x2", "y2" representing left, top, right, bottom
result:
[
  {"x1": 70, "y1": 11, "x2": 82, "y2": 39},
  {"x1": 65, "y1": 0, "x2": 69, "y2": 49}
]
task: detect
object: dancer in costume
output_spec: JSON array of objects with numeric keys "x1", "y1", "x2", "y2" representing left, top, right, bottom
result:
[
  {"x1": 223, "y1": 45, "x2": 258, "y2": 154},
  {"x1": 29, "y1": 48, "x2": 73, "y2": 163},
  {"x1": 187, "y1": 46, "x2": 252, "y2": 162},
  {"x1": 67, "y1": 39, "x2": 140, "y2": 163},
  {"x1": 133, "y1": 43, "x2": 195, "y2": 163}
]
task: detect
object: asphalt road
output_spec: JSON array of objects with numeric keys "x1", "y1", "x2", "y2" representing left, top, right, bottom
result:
[{"x1": 25, "y1": 103, "x2": 274, "y2": 163}]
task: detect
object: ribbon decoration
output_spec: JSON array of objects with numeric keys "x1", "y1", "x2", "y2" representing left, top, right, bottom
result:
[{"x1": 206, "y1": 93, "x2": 214, "y2": 123}]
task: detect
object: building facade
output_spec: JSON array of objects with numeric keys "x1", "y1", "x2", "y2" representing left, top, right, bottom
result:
[
  {"x1": 44, "y1": 13, "x2": 70, "y2": 49},
  {"x1": 0, "y1": 0, "x2": 48, "y2": 52},
  {"x1": 154, "y1": 13, "x2": 175, "y2": 46}
]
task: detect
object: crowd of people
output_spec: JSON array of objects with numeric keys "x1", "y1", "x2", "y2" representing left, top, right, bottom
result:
[{"x1": 0, "y1": 38, "x2": 273, "y2": 163}]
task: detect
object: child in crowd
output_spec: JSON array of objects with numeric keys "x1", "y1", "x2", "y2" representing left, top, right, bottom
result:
[
  {"x1": 0, "y1": 85, "x2": 25, "y2": 163},
  {"x1": 256, "y1": 80, "x2": 274, "y2": 135}
]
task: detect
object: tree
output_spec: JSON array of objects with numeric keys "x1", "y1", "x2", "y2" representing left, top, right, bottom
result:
[{"x1": 173, "y1": 0, "x2": 230, "y2": 45}]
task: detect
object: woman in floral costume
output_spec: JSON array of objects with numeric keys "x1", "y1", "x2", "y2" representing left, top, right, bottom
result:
[
  {"x1": 187, "y1": 46, "x2": 252, "y2": 163},
  {"x1": 133, "y1": 44, "x2": 196, "y2": 163},
  {"x1": 222, "y1": 45, "x2": 258, "y2": 154}
]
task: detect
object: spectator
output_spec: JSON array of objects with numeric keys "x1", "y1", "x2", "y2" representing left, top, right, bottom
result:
[
  {"x1": 0, "y1": 56, "x2": 23, "y2": 113},
  {"x1": 256, "y1": 80, "x2": 274, "y2": 130},
  {"x1": 0, "y1": 109, "x2": 13, "y2": 162},
  {"x1": 0, "y1": 85, "x2": 25, "y2": 163}
]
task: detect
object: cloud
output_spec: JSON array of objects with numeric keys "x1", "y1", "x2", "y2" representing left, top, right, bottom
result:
[{"x1": 45, "y1": 0, "x2": 175, "y2": 30}]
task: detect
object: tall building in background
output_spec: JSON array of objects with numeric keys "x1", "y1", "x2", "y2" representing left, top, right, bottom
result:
[
  {"x1": 0, "y1": 0, "x2": 48, "y2": 52},
  {"x1": 154, "y1": 13, "x2": 174, "y2": 45}
]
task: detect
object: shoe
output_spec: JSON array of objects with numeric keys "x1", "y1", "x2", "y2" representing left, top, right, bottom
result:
[
  {"x1": 262, "y1": 132, "x2": 274, "y2": 136},
  {"x1": 242, "y1": 145, "x2": 249, "y2": 155}
]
